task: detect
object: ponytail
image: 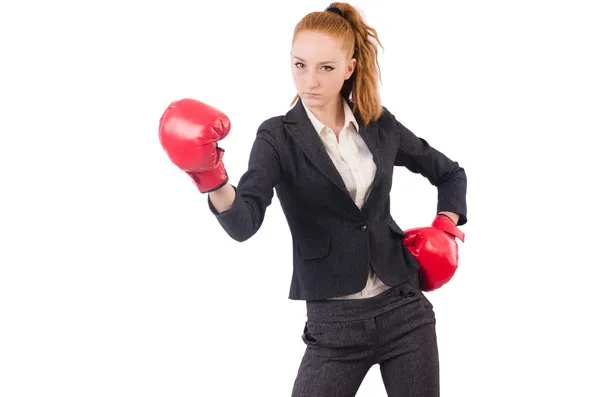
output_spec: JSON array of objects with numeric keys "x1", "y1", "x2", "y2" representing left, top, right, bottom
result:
[{"x1": 291, "y1": 2, "x2": 384, "y2": 125}]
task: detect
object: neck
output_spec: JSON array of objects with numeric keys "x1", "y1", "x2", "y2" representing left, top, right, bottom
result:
[{"x1": 307, "y1": 95, "x2": 345, "y2": 130}]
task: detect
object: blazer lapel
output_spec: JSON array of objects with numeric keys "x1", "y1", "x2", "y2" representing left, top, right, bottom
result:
[
  {"x1": 283, "y1": 100, "x2": 350, "y2": 197},
  {"x1": 282, "y1": 99, "x2": 384, "y2": 206},
  {"x1": 354, "y1": 110, "x2": 383, "y2": 209}
]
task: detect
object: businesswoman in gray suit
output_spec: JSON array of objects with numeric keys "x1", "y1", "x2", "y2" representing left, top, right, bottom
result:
[{"x1": 158, "y1": 2, "x2": 467, "y2": 396}]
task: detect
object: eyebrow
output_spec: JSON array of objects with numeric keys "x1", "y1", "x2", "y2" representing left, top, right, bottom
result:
[{"x1": 293, "y1": 56, "x2": 337, "y2": 64}]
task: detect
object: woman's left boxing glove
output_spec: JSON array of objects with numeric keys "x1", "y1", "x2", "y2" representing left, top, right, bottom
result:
[{"x1": 402, "y1": 214, "x2": 465, "y2": 291}]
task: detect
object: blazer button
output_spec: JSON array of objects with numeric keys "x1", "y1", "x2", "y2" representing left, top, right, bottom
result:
[{"x1": 358, "y1": 223, "x2": 367, "y2": 230}]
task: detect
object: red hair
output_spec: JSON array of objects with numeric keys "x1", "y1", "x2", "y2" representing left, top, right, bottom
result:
[{"x1": 291, "y1": 2, "x2": 384, "y2": 125}]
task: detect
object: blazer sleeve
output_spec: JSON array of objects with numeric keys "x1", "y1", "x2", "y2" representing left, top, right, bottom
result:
[
  {"x1": 207, "y1": 126, "x2": 282, "y2": 241},
  {"x1": 390, "y1": 112, "x2": 468, "y2": 225}
]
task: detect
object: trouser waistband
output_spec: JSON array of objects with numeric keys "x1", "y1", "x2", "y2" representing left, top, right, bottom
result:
[{"x1": 305, "y1": 273, "x2": 421, "y2": 322}]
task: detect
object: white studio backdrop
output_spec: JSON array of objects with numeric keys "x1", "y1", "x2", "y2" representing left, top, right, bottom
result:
[{"x1": 1, "y1": 0, "x2": 598, "y2": 396}]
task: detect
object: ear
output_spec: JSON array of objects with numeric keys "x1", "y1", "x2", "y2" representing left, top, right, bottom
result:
[{"x1": 344, "y1": 58, "x2": 356, "y2": 80}]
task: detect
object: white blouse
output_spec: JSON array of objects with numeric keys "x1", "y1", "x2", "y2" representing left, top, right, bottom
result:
[{"x1": 302, "y1": 99, "x2": 392, "y2": 300}]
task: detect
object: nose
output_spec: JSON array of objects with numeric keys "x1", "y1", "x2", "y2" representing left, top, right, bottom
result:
[{"x1": 306, "y1": 70, "x2": 319, "y2": 89}]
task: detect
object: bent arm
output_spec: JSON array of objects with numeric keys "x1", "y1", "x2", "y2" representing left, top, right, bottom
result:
[
  {"x1": 207, "y1": 128, "x2": 282, "y2": 241},
  {"x1": 393, "y1": 116, "x2": 468, "y2": 226}
]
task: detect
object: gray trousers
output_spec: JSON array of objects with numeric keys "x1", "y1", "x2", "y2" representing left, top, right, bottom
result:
[{"x1": 291, "y1": 274, "x2": 439, "y2": 397}]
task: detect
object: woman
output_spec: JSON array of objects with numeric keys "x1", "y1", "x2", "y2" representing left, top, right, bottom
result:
[{"x1": 158, "y1": 2, "x2": 467, "y2": 396}]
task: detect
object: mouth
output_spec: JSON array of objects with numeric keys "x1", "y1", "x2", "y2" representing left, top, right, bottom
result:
[{"x1": 304, "y1": 93, "x2": 321, "y2": 97}]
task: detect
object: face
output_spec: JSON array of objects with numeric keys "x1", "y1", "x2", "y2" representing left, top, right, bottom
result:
[{"x1": 291, "y1": 30, "x2": 356, "y2": 108}]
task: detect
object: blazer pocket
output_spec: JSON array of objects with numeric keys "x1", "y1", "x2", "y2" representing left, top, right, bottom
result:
[
  {"x1": 388, "y1": 220, "x2": 406, "y2": 237},
  {"x1": 295, "y1": 237, "x2": 331, "y2": 260}
]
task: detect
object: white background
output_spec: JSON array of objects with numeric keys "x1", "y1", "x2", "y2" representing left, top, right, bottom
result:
[{"x1": 1, "y1": 0, "x2": 599, "y2": 396}]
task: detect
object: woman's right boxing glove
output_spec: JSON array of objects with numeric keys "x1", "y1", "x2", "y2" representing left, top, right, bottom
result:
[{"x1": 158, "y1": 98, "x2": 230, "y2": 193}]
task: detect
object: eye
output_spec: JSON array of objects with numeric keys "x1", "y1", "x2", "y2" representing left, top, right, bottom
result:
[
  {"x1": 322, "y1": 66, "x2": 335, "y2": 71},
  {"x1": 294, "y1": 62, "x2": 305, "y2": 68}
]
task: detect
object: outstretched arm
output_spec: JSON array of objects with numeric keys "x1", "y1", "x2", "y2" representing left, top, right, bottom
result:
[{"x1": 207, "y1": 128, "x2": 283, "y2": 242}]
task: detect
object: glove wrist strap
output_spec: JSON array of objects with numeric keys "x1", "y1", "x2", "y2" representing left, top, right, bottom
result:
[{"x1": 432, "y1": 215, "x2": 465, "y2": 242}]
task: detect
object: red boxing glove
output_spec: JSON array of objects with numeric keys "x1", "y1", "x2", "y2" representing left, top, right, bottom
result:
[
  {"x1": 402, "y1": 214, "x2": 465, "y2": 291},
  {"x1": 158, "y1": 98, "x2": 230, "y2": 193}
]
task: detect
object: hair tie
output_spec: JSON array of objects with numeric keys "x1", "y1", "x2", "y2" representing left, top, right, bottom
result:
[{"x1": 326, "y1": 6, "x2": 344, "y2": 17}]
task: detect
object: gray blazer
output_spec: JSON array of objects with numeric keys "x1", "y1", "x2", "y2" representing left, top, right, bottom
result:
[{"x1": 208, "y1": 99, "x2": 467, "y2": 301}]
